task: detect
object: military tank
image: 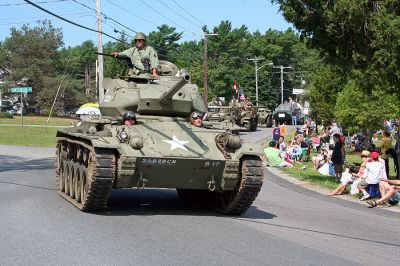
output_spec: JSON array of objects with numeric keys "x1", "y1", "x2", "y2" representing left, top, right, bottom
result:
[{"x1": 55, "y1": 60, "x2": 264, "y2": 215}]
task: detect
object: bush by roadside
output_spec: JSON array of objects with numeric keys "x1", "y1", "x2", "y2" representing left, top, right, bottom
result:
[{"x1": 0, "y1": 112, "x2": 14, "y2": 119}]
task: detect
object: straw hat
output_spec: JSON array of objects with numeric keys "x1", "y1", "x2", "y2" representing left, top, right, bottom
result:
[{"x1": 361, "y1": 150, "x2": 370, "y2": 157}]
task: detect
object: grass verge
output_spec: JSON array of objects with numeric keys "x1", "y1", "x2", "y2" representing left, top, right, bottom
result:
[
  {"x1": 0, "y1": 126, "x2": 59, "y2": 147},
  {"x1": 0, "y1": 116, "x2": 75, "y2": 147}
]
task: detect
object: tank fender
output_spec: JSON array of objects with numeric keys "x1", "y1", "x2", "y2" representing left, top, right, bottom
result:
[{"x1": 232, "y1": 142, "x2": 263, "y2": 160}]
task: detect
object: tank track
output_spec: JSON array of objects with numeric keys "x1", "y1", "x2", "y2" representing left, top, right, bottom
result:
[
  {"x1": 56, "y1": 138, "x2": 115, "y2": 211},
  {"x1": 177, "y1": 156, "x2": 263, "y2": 215}
]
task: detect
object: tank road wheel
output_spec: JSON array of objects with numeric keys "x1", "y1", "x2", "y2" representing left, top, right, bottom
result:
[
  {"x1": 250, "y1": 118, "x2": 258, "y2": 131},
  {"x1": 64, "y1": 161, "x2": 71, "y2": 196},
  {"x1": 74, "y1": 163, "x2": 81, "y2": 203},
  {"x1": 69, "y1": 163, "x2": 76, "y2": 199},
  {"x1": 266, "y1": 116, "x2": 273, "y2": 128},
  {"x1": 217, "y1": 156, "x2": 264, "y2": 215},
  {"x1": 246, "y1": 121, "x2": 252, "y2": 131},
  {"x1": 56, "y1": 139, "x2": 115, "y2": 211},
  {"x1": 80, "y1": 165, "x2": 89, "y2": 204}
]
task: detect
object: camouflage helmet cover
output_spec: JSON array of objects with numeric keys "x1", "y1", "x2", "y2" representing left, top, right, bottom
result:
[{"x1": 134, "y1": 32, "x2": 146, "y2": 41}]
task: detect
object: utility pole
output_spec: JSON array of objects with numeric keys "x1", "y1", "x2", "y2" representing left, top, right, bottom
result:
[
  {"x1": 247, "y1": 57, "x2": 273, "y2": 105},
  {"x1": 203, "y1": 32, "x2": 218, "y2": 102},
  {"x1": 272, "y1": 65, "x2": 292, "y2": 104},
  {"x1": 247, "y1": 56, "x2": 264, "y2": 104},
  {"x1": 96, "y1": 0, "x2": 104, "y2": 102}
]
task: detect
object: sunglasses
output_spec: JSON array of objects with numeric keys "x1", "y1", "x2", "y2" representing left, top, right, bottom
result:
[
  {"x1": 361, "y1": 155, "x2": 369, "y2": 158},
  {"x1": 135, "y1": 39, "x2": 144, "y2": 43}
]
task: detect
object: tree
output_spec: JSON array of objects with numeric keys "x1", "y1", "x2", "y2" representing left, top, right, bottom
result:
[
  {"x1": 272, "y1": 0, "x2": 400, "y2": 127},
  {"x1": 0, "y1": 20, "x2": 63, "y2": 109},
  {"x1": 148, "y1": 25, "x2": 183, "y2": 61},
  {"x1": 308, "y1": 65, "x2": 346, "y2": 125}
]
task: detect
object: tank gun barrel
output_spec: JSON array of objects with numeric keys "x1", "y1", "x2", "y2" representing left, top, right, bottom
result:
[
  {"x1": 94, "y1": 52, "x2": 130, "y2": 62},
  {"x1": 160, "y1": 70, "x2": 191, "y2": 104}
]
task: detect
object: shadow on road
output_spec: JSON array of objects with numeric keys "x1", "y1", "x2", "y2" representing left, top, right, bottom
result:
[
  {"x1": 0, "y1": 155, "x2": 54, "y2": 173},
  {"x1": 95, "y1": 188, "x2": 276, "y2": 219}
]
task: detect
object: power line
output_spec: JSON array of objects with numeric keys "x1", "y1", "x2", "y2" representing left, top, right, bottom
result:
[
  {"x1": 70, "y1": 0, "x2": 137, "y2": 34},
  {"x1": 105, "y1": 0, "x2": 159, "y2": 27},
  {"x1": 23, "y1": 0, "x2": 201, "y2": 61},
  {"x1": 138, "y1": 0, "x2": 195, "y2": 35},
  {"x1": 155, "y1": 0, "x2": 202, "y2": 28},
  {"x1": 171, "y1": 0, "x2": 206, "y2": 27},
  {"x1": 0, "y1": 0, "x2": 68, "y2": 7},
  {"x1": 23, "y1": 0, "x2": 123, "y2": 43},
  {"x1": 0, "y1": 12, "x2": 90, "y2": 21},
  {"x1": 0, "y1": 14, "x2": 93, "y2": 26}
]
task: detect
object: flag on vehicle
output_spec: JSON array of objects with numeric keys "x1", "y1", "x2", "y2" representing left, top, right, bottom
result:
[{"x1": 233, "y1": 80, "x2": 239, "y2": 92}]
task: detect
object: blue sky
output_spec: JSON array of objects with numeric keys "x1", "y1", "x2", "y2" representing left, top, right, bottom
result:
[{"x1": 0, "y1": 0, "x2": 293, "y2": 47}]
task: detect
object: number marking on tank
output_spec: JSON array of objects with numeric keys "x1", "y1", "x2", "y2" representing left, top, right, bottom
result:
[
  {"x1": 204, "y1": 161, "x2": 220, "y2": 167},
  {"x1": 141, "y1": 158, "x2": 177, "y2": 165}
]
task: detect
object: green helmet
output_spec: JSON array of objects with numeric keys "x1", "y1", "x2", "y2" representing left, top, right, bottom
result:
[{"x1": 134, "y1": 32, "x2": 146, "y2": 41}]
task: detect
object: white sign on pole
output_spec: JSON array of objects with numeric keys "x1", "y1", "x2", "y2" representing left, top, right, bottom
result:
[{"x1": 293, "y1": 88, "x2": 305, "y2": 95}]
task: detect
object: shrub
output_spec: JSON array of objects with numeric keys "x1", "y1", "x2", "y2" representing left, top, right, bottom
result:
[{"x1": 0, "y1": 112, "x2": 14, "y2": 119}]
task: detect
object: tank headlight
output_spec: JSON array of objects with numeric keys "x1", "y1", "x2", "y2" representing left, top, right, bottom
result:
[
  {"x1": 129, "y1": 135, "x2": 144, "y2": 150},
  {"x1": 119, "y1": 130, "x2": 129, "y2": 142}
]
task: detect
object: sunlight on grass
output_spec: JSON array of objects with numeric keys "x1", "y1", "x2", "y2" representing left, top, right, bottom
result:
[{"x1": 0, "y1": 126, "x2": 59, "y2": 147}]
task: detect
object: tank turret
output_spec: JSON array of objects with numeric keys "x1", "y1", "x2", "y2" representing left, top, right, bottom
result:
[{"x1": 100, "y1": 69, "x2": 205, "y2": 118}]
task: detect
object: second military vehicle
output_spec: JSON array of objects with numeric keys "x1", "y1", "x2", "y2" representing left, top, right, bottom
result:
[
  {"x1": 257, "y1": 107, "x2": 273, "y2": 127},
  {"x1": 55, "y1": 60, "x2": 264, "y2": 215},
  {"x1": 273, "y1": 103, "x2": 303, "y2": 125}
]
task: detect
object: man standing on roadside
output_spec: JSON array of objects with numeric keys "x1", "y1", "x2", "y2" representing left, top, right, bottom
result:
[
  {"x1": 331, "y1": 133, "x2": 343, "y2": 182},
  {"x1": 380, "y1": 131, "x2": 392, "y2": 178}
]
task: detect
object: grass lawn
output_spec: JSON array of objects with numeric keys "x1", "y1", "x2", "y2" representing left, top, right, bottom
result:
[
  {"x1": 281, "y1": 152, "x2": 363, "y2": 190},
  {"x1": 0, "y1": 116, "x2": 75, "y2": 147},
  {"x1": 0, "y1": 115, "x2": 77, "y2": 126}
]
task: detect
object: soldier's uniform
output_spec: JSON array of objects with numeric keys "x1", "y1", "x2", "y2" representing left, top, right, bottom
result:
[{"x1": 120, "y1": 46, "x2": 159, "y2": 73}]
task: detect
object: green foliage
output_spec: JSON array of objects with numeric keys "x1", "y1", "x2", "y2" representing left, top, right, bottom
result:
[
  {"x1": 103, "y1": 33, "x2": 130, "y2": 78},
  {"x1": 0, "y1": 112, "x2": 13, "y2": 118},
  {"x1": 308, "y1": 65, "x2": 346, "y2": 125},
  {"x1": 148, "y1": 24, "x2": 182, "y2": 61},
  {"x1": 0, "y1": 20, "x2": 63, "y2": 108},
  {"x1": 273, "y1": 0, "x2": 400, "y2": 130}
]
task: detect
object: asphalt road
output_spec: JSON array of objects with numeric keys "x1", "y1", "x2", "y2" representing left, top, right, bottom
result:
[{"x1": 1, "y1": 132, "x2": 399, "y2": 265}]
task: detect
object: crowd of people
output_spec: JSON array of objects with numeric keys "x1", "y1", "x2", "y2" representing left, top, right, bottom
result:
[{"x1": 263, "y1": 119, "x2": 400, "y2": 208}]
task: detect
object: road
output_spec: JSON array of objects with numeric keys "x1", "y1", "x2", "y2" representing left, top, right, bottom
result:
[{"x1": 1, "y1": 131, "x2": 399, "y2": 265}]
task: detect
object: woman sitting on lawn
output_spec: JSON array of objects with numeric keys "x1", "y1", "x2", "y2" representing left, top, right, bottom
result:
[{"x1": 328, "y1": 150, "x2": 370, "y2": 196}]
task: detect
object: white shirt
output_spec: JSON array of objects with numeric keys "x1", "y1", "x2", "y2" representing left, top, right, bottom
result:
[{"x1": 362, "y1": 161, "x2": 384, "y2": 184}]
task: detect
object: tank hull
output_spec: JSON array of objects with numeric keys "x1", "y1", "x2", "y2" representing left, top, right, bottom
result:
[{"x1": 56, "y1": 118, "x2": 264, "y2": 214}]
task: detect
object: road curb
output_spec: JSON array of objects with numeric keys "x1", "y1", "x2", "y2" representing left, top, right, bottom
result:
[{"x1": 264, "y1": 167, "x2": 400, "y2": 219}]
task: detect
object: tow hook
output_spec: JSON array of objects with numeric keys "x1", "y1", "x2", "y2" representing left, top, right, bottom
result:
[
  {"x1": 137, "y1": 172, "x2": 148, "y2": 189},
  {"x1": 207, "y1": 176, "x2": 216, "y2": 191}
]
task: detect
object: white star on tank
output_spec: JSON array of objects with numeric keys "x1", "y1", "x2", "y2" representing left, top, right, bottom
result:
[{"x1": 163, "y1": 135, "x2": 189, "y2": 151}]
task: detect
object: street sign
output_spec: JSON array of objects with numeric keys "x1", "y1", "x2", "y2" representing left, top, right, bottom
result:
[
  {"x1": 293, "y1": 88, "x2": 305, "y2": 95},
  {"x1": 11, "y1": 87, "x2": 32, "y2": 93}
]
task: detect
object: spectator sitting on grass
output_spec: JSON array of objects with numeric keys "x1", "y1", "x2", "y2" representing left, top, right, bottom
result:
[
  {"x1": 328, "y1": 150, "x2": 370, "y2": 196},
  {"x1": 311, "y1": 132, "x2": 321, "y2": 150},
  {"x1": 367, "y1": 179, "x2": 400, "y2": 207},
  {"x1": 263, "y1": 140, "x2": 293, "y2": 168},
  {"x1": 312, "y1": 147, "x2": 329, "y2": 170},
  {"x1": 278, "y1": 136, "x2": 286, "y2": 153},
  {"x1": 357, "y1": 151, "x2": 385, "y2": 201}
]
